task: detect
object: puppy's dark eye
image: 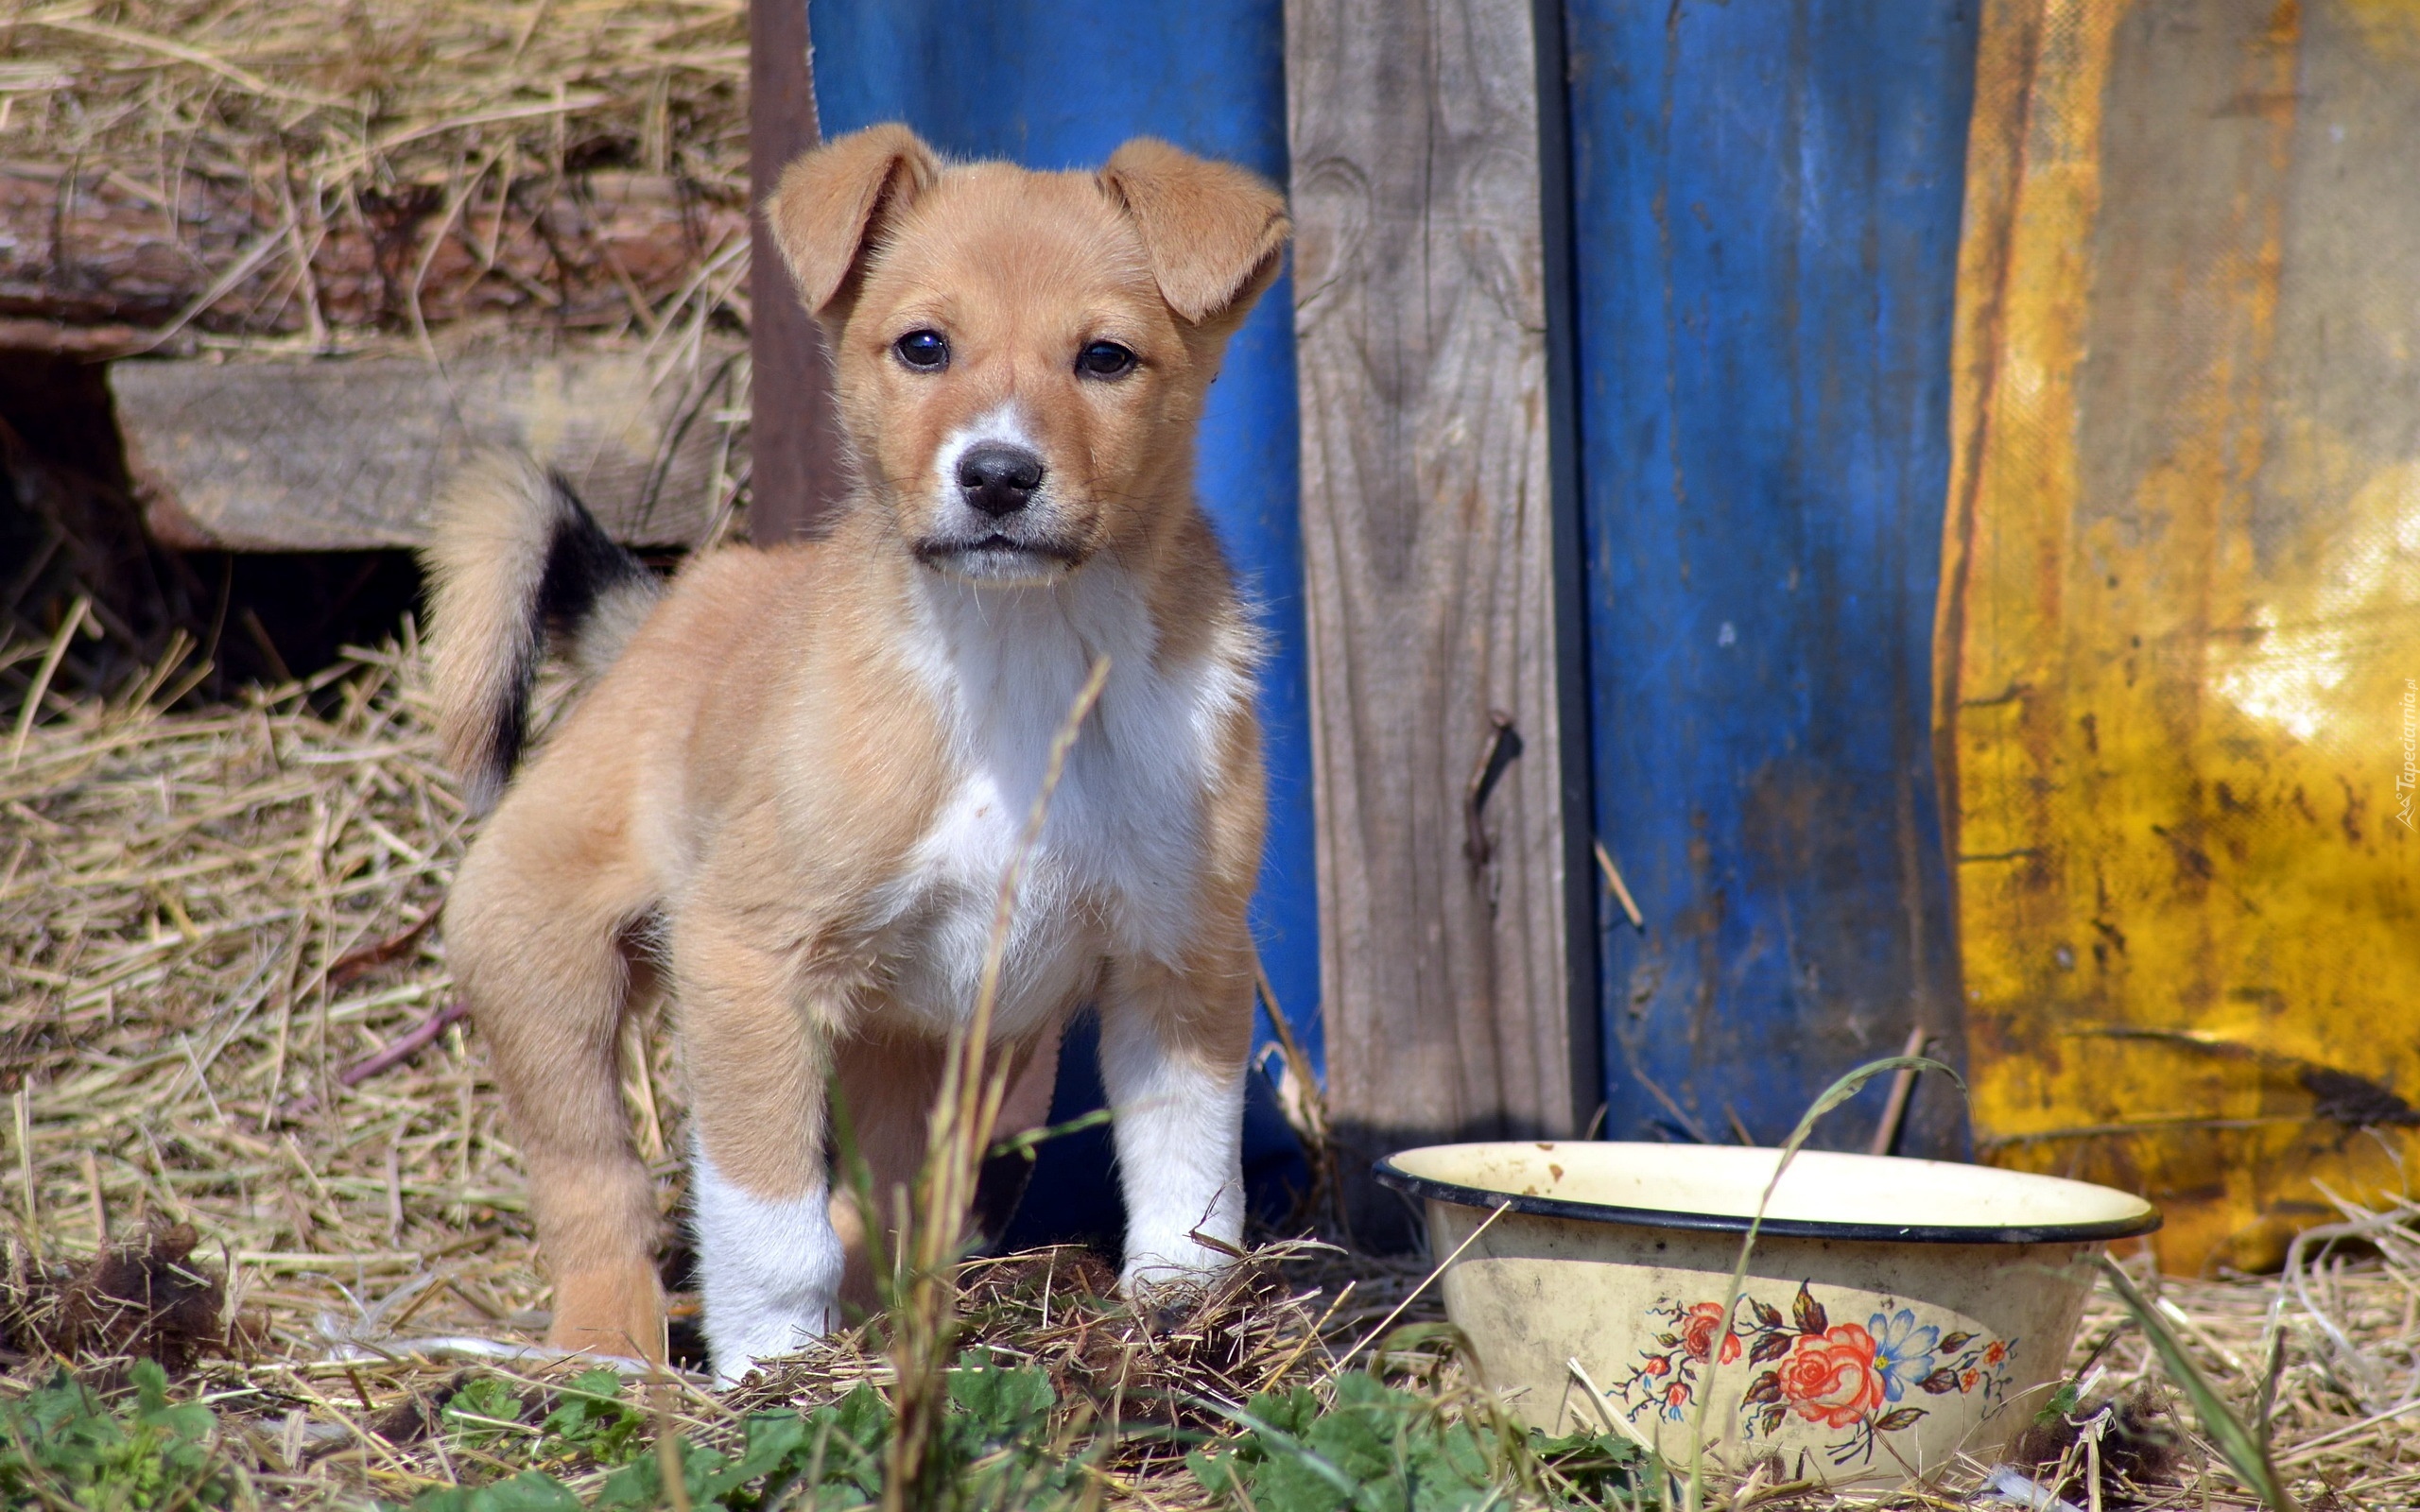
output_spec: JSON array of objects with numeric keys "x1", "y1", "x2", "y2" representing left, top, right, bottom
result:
[
  {"x1": 1077, "y1": 341, "x2": 1137, "y2": 379},
  {"x1": 893, "y1": 330, "x2": 949, "y2": 371}
]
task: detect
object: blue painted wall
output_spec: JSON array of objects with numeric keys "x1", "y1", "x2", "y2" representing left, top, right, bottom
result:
[
  {"x1": 809, "y1": 0, "x2": 1321, "y2": 1071},
  {"x1": 1559, "y1": 2, "x2": 1978, "y2": 1151}
]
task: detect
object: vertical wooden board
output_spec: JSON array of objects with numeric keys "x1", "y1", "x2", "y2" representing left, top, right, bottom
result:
[
  {"x1": 1562, "y1": 0, "x2": 1977, "y2": 1155},
  {"x1": 747, "y1": 0, "x2": 847, "y2": 541},
  {"x1": 1287, "y1": 0, "x2": 1577, "y2": 1235}
]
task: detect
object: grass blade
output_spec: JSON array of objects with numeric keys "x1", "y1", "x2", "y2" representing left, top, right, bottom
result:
[
  {"x1": 2097, "y1": 1257, "x2": 2301, "y2": 1512},
  {"x1": 881, "y1": 655, "x2": 1110, "y2": 1512},
  {"x1": 1682, "y1": 1053, "x2": 1964, "y2": 1512}
]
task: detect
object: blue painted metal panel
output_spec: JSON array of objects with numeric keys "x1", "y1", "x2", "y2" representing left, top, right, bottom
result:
[
  {"x1": 808, "y1": 0, "x2": 1320, "y2": 1071},
  {"x1": 1560, "y1": 3, "x2": 1978, "y2": 1151}
]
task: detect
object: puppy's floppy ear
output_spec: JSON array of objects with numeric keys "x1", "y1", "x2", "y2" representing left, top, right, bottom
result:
[
  {"x1": 1099, "y1": 138, "x2": 1290, "y2": 325},
  {"x1": 769, "y1": 122, "x2": 942, "y2": 318}
]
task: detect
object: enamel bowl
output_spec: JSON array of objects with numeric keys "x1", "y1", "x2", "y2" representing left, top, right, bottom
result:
[{"x1": 1374, "y1": 1143, "x2": 2158, "y2": 1489}]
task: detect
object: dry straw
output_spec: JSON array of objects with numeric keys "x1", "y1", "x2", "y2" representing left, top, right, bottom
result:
[
  {"x1": 5, "y1": 0, "x2": 751, "y2": 344},
  {"x1": 3, "y1": 638, "x2": 2415, "y2": 1506},
  {"x1": 9, "y1": 0, "x2": 748, "y2": 223},
  {"x1": 0, "y1": 636, "x2": 1360, "y2": 1503}
]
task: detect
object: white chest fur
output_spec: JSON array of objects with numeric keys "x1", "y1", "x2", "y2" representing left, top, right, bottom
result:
[{"x1": 873, "y1": 564, "x2": 1248, "y2": 1039}]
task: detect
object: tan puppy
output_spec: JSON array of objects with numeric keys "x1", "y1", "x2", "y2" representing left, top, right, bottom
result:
[{"x1": 421, "y1": 124, "x2": 1286, "y2": 1383}]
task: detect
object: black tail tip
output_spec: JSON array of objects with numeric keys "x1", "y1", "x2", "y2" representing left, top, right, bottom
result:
[{"x1": 536, "y1": 473, "x2": 650, "y2": 641}]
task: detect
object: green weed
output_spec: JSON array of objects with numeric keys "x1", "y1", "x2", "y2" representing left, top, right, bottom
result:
[
  {"x1": 442, "y1": 1376, "x2": 534, "y2": 1452},
  {"x1": 397, "y1": 1349, "x2": 1655, "y2": 1512},
  {"x1": 539, "y1": 1370, "x2": 648, "y2": 1469},
  {"x1": 407, "y1": 1348, "x2": 1086, "y2": 1512},
  {"x1": 2097, "y1": 1258, "x2": 2300, "y2": 1512},
  {"x1": 0, "y1": 1357, "x2": 236, "y2": 1511},
  {"x1": 1188, "y1": 1371, "x2": 1659, "y2": 1512}
]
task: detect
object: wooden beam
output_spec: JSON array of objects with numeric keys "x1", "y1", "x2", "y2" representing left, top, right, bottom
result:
[
  {"x1": 0, "y1": 167, "x2": 744, "y2": 340},
  {"x1": 1287, "y1": 0, "x2": 1586, "y2": 1241},
  {"x1": 745, "y1": 0, "x2": 847, "y2": 541},
  {"x1": 111, "y1": 346, "x2": 740, "y2": 552}
]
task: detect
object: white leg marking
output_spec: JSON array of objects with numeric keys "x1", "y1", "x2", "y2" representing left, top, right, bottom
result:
[
  {"x1": 1098, "y1": 1010, "x2": 1246, "y2": 1293},
  {"x1": 691, "y1": 1139, "x2": 841, "y2": 1385}
]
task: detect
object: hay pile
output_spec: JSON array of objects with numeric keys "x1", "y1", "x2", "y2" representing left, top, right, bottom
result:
[
  {"x1": 3, "y1": 638, "x2": 2419, "y2": 1509},
  {"x1": 0, "y1": 632, "x2": 539, "y2": 1351},
  {"x1": 0, "y1": 635, "x2": 1363, "y2": 1504},
  {"x1": 1, "y1": 0, "x2": 751, "y2": 346},
  {"x1": 2053, "y1": 1246, "x2": 2420, "y2": 1510}
]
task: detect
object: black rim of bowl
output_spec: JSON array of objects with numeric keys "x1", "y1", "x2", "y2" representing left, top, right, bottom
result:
[{"x1": 1372, "y1": 1156, "x2": 2163, "y2": 1246}]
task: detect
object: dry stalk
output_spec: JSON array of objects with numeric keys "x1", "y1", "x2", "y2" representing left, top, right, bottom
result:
[
  {"x1": 6, "y1": 596, "x2": 89, "y2": 770},
  {"x1": 881, "y1": 656, "x2": 1111, "y2": 1512}
]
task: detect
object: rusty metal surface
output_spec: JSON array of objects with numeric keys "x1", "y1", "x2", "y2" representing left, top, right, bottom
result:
[{"x1": 1939, "y1": 0, "x2": 2420, "y2": 1274}]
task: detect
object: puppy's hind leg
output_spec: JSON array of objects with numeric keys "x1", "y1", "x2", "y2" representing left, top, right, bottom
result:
[
  {"x1": 674, "y1": 902, "x2": 842, "y2": 1384},
  {"x1": 448, "y1": 806, "x2": 666, "y2": 1363}
]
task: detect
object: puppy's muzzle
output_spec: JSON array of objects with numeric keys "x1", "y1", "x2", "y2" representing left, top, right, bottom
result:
[{"x1": 957, "y1": 442, "x2": 1046, "y2": 518}]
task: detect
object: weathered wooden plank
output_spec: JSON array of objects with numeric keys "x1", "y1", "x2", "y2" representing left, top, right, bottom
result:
[
  {"x1": 745, "y1": 0, "x2": 848, "y2": 541},
  {"x1": 1562, "y1": 3, "x2": 1975, "y2": 1156},
  {"x1": 1286, "y1": 0, "x2": 1581, "y2": 1239},
  {"x1": 112, "y1": 345, "x2": 740, "y2": 552}
]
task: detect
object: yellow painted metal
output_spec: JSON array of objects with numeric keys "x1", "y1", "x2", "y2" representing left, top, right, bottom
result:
[{"x1": 1939, "y1": 0, "x2": 2420, "y2": 1274}]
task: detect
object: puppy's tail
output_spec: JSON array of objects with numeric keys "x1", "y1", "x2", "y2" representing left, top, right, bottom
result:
[{"x1": 420, "y1": 455, "x2": 661, "y2": 813}]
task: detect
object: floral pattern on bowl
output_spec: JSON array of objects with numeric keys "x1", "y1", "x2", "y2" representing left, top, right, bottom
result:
[{"x1": 1614, "y1": 1281, "x2": 2016, "y2": 1468}]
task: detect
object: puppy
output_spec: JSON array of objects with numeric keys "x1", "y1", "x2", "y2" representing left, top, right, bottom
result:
[{"x1": 421, "y1": 124, "x2": 1286, "y2": 1383}]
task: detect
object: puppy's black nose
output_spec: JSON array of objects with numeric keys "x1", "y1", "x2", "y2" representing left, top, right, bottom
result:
[{"x1": 957, "y1": 443, "x2": 1045, "y2": 518}]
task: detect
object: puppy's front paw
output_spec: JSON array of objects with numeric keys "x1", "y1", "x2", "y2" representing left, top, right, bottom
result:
[{"x1": 704, "y1": 1304, "x2": 832, "y2": 1388}]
